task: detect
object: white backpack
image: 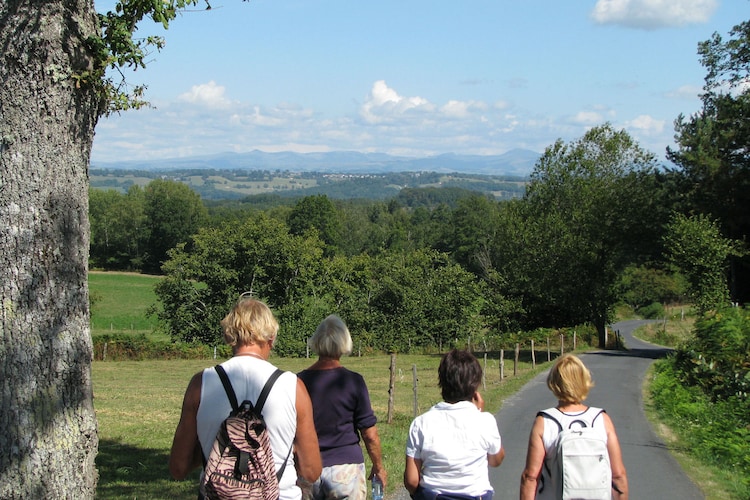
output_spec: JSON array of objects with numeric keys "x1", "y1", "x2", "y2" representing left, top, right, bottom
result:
[{"x1": 539, "y1": 407, "x2": 612, "y2": 500}]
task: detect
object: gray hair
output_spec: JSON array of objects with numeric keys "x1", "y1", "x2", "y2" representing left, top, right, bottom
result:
[{"x1": 308, "y1": 314, "x2": 353, "y2": 359}]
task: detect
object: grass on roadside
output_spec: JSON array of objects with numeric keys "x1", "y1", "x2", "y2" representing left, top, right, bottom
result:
[
  {"x1": 642, "y1": 362, "x2": 748, "y2": 500},
  {"x1": 93, "y1": 352, "x2": 558, "y2": 499},
  {"x1": 632, "y1": 304, "x2": 696, "y2": 348},
  {"x1": 636, "y1": 318, "x2": 749, "y2": 500}
]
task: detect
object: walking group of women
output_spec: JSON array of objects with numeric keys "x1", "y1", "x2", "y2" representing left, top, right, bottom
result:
[{"x1": 169, "y1": 296, "x2": 629, "y2": 500}]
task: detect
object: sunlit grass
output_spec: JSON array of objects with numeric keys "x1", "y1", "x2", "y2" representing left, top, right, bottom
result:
[{"x1": 93, "y1": 351, "x2": 557, "y2": 498}]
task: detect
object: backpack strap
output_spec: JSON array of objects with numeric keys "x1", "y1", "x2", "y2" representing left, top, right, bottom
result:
[
  {"x1": 215, "y1": 364, "x2": 240, "y2": 411},
  {"x1": 539, "y1": 407, "x2": 606, "y2": 430},
  {"x1": 214, "y1": 365, "x2": 292, "y2": 482},
  {"x1": 538, "y1": 410, "x2": 563, "y2": 432}
]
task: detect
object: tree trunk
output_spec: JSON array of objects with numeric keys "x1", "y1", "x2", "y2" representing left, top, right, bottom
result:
[{"x1": 1, "y1": 0, "x2": 101, "y2": 496}]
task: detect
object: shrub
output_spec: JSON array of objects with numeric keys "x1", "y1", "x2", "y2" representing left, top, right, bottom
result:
[
  {"x1": 636, "y1": 301, "x2": 665, "y2": 319},
  {"x1": 650, "y1": 359, "x2": 749, "y2": 496},
  {"x1": 673, "y1": 306, "x2": 750, "y2": 402},
  {"x1": 92, "y1": 334, "x2": 232, "y2": 361}
]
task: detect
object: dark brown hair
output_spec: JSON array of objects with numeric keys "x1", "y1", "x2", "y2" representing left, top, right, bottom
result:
[{"x1": 438, "y1": 349, "x2": 483, "y2": 403}]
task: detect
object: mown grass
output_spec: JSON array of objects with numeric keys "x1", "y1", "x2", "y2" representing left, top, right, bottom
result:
[
  {"x1": 93, "y1": 353, "x2": 555, "y2": 499},
  {"x1": 89, "y1": 272, "x2": 165, "y2": 340},
  {"x1": 87, "y1": 271, "x2": 580, "y2": 498}
]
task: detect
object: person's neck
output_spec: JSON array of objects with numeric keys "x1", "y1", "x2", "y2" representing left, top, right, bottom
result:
[
  {"x1": 311, "y1": 356, "x2": 341, "y2": 369},
  {"x1": 557, "y1": 401, "x2": 587, "y2": 413},
  {"x1": 234, "y1": 344, "x2": 267, "y2": 360}
]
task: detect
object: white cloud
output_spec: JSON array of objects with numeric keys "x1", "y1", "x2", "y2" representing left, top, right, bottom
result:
[
  {"x1": 665, "y1": 84, "x2": 702, "y2": 100},
  {"x1": 571, "y1": 110, "x2": 604, "y2": 125},
  {"x1": 440, "y1": 100, "x2": 488, "y2": 119},
  {"x1": 91, "y1": 79, "x2": 681, "y2": 165},
  {"x1": 625, "y1": 114, "x2": 665, "y2": 134},
  {"x1": 178, "y1": 81, "x2": 231, "y2": 108},
  {"x1": 590, "y1": 0, "x2": 718, "y2": 30},
  {"x1": 359, "y1": 80, "x2": 435, "y2": 124}
]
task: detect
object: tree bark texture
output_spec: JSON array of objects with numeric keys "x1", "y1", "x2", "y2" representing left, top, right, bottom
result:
[{"x1": 1, "y1": 0, "x2": 100, "y2": 496}]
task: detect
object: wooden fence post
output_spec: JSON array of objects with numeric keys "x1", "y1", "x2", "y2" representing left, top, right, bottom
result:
[
  {"x1": 560, "y1": 333, "x2": 564, "y2": 355},
  {"x1": 483, "y1": 353, "x2": 487, "y2": 390},
  {"x1": 412, "y1": 364, "x2": 419, "y2": 417},
  {"x1": 514, "y1": 343, "x2": 520, "y2": 376},
  {"x1": 500, "y1": 349, "x2": 505, "y2": 380},
  {"x1": 547, "y1": 338, "x2": 551, "y2": 362},
  {"x1": 103, "y1": 342, "x2": 107, "y2": 362},
  {"x1": 573, "y1": 331, "x2": 577, "y2": 351},
  {"x1": 531, "y1": 339, "x2": 536, "y2": 368},
  {"x1": 388, "y1": 354, "x2": 396, "y2": 424}
]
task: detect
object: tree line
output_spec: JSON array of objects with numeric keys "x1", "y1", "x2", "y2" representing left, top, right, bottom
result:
[{"x1": 90, "y1": 120, "x2": 738, "y2": 355}]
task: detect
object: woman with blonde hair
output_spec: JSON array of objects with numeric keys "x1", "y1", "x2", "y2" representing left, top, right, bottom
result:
[
  {"x1": 520, "y1": 354, "x2": 628, "y2": 499},
  {"x1": 169, "y1": 296, "x2": 322, "y2": 500}
]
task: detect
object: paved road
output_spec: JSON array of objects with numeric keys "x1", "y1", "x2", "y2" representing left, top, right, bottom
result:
[{"x1": 489, "y1": 320, "x2": 704, "y2": 499}]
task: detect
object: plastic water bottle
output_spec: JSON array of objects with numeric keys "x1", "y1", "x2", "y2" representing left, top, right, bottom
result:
[{"x1": 371, "y1": 474, "x2": 383, "y2": 500}]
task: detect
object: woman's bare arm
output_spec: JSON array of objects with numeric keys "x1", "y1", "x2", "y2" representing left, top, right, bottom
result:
[
  {"x1": 403, "y1": 456, "x2": 422, "y2": 494},
  {"x1": 293, "y1": 378, "x2": 322, "y2": 482},
  {"x1": 361, "y1": 425, "x2": 387, "y2": 488},
  {"x1": 169, "y1": 372, "x2": 203, "y2": 480},
  {"x1": 519, "y1": 415, "x2": 546, "y2": 500},
  {"x1": 604, "y1": 413, "x2": 628, "y2": 500}
]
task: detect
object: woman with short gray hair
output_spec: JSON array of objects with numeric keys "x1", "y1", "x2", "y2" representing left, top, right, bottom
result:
[{"x1": 298, "y1": 315, "x2": 386, "y2": 500}]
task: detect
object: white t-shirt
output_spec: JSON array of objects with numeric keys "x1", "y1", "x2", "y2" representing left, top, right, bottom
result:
[
  {"x1": 406, "y1": 401, "x2": 502, "y2": 496},
  {"x1": 197, "y1": 356, "x2": 300, "y2": 500}
]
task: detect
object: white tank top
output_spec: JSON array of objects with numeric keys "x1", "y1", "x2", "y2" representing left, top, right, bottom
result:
[{"x1": 197, "y1": 356, "x2": 300, "y2": 500}]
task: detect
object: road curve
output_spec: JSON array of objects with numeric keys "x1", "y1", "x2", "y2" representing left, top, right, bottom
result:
[{"x1": 489, "y1": 320, "x2": 704, "y2": 499}]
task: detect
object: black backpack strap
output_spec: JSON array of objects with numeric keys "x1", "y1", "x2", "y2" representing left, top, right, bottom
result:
[
  {"x1": 255, "y1": 368, "x2": 284, "y2": 413},
  {"x1": 538, "y1": 410, "x2": 563, "y2": 432},
  {"x1": 254, "y1": 369, "x2": 294, "y2": 482},
  {"x1": 215, "y1": 364, "x2": 239, "y2": 412},
  {"x1": 214, "y1": 366, "x2": 292, "y2": 482}
]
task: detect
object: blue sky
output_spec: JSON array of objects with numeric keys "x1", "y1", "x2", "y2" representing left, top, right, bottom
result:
[{"x1": 91, "y1": 0, "x2": 748, "y2": 166}]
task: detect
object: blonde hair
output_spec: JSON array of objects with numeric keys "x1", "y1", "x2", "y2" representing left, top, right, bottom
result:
[
  {"x1": 308, "y1": 315, "x2": 353, "y2": 359},
  {"x1": 546, "y1": 354, "x2": 594, "y2": 404},
  {"x1": 220, "y1": 297, "x2": 279, "y2": 348}
]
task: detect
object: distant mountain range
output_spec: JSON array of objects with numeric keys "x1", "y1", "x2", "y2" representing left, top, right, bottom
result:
[{"x1": 92, "y1": 148, "x2": 541, "y2": 177}]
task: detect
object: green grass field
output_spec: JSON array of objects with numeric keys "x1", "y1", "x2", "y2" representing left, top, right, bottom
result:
[
  {"x1": 89, "y1": 272, "x2": 558, "y2": 498},
  {"x1": 93, "y1": 355, "x2": 551, "y2": 499},
  {"x1": 93, "y1": 272, "x2": 737, "y2": 499},
  {"x1": 89, "y1": 271, "x2": 164, "y2": 338}
]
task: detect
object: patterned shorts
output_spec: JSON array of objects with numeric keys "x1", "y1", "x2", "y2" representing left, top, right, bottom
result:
[{"x1": 302, "y1": 462, "x2": 367, "y2": 500}]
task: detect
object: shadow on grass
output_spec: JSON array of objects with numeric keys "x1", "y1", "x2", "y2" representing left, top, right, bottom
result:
[{"x1": 96, "y1": 439, "x2": 200, "y2": 499}]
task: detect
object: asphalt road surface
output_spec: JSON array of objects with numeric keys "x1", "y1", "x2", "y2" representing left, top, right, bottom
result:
[{"x1": 489, "y1": 320, "x2": 704, "y2": 499}]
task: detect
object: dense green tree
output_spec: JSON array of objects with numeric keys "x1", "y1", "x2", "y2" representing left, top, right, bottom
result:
[
  {"x1": 446, "y1": 194, "x2": 499, "y2": 275},
  {"x1": 89, "y1": 186, "x2": 147, "y2": 269},
  {"x1": 664, "y1": 213, "x2": 738, "y2": 314},
  {"x1": 668, "y1": 20, "x2": 750, "y2": 303},
  {"x1": 143, "y1": 179, "x2": 208, "y2": 273},
  {"x1": 508, "y1": 124, "x2": 662, "y2": 347},
  {"x1": 155, "y1": 213, "x2": 325, "y2": 345},
  {"x1": 617, "y1": 265, "x2": 686, "y2": 310},
  {"x1": 287, "y1": 194, "x2": 342, "y2": 255}
]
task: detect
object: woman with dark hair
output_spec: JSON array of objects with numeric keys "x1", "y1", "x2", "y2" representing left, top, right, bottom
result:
[{"x1": 404, "y1": 349, "x2": 505, "y2": 500}]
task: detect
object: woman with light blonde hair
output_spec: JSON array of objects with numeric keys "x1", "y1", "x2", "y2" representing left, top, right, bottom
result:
[
  {"x1": 520, "y1": 354, "x2": 629, "y2": 499},
  {"x1": 169, "y1": 296, "x2": 322, "y2": 500}
]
